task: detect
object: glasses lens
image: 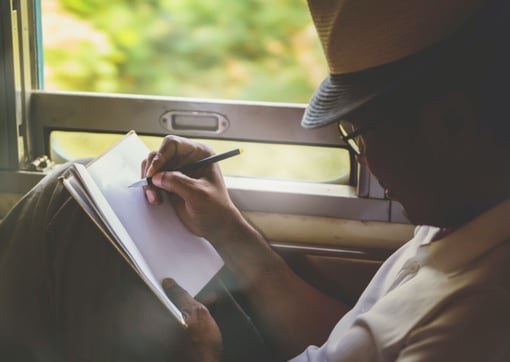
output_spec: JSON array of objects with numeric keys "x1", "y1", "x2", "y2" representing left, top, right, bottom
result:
[{"x1": 338, "y1": 122, "x2": 361, "y2": 155}]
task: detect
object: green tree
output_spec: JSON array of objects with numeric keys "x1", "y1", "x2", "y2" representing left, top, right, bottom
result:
[{"x1": 46, "y1": 0, "x2": 327, "y2": 102}]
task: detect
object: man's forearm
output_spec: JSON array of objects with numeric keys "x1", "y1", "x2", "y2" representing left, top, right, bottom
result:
[{"x1": 208, "y1": 210, "x2": 349, "y2": 358}]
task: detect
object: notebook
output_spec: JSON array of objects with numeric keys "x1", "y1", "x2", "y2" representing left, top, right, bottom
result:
[{"x1": 62, "y1": 131, "x2": 224, "y2": 325}]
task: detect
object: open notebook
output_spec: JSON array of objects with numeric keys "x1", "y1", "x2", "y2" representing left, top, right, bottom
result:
[{"x1": 61, "y1": 131, "x2": 224, "y2": 325}]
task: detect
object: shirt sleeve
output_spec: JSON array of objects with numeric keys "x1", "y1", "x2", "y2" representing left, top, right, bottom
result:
[
  {"x1": 396, "y1": 289, "x2": 510, "y2": 362},
  {"x1": 288, "y1": 344, "x2": 325, "y2": 362},
  {"x1": 288, "y1": 322, "x2": 379, "y2": 362}
]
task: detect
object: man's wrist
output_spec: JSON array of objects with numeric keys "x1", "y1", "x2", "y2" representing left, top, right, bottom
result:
[{"x1": 207, "y1": 207, "x2": 284, "y2": 287}]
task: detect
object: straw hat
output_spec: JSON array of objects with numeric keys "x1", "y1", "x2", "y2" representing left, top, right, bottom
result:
[{"x1": 302, "y1": 0, "x2": 488, "y2": 128}]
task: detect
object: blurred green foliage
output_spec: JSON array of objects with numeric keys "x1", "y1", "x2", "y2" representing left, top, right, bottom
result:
[
  {"x1": 50, "y1": 131, "x2": 349, "y2": 182},
  {"x1": 45, "y1": 0, "x2": 327, "y2": 102},
  {"x1": 43, "y1": 0, "x2": 350, "y2": 182}
]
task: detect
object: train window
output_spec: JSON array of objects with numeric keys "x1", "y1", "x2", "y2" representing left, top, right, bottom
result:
[
  {"x1": 50, "y1": 131, "x2": 349, "y2": 183},
  {"x1": 41, "y1": 0, "x2": 327, "y2": 103},
  {"x1": 39, "y1": 0, "x2": 351, "y2": 183}
]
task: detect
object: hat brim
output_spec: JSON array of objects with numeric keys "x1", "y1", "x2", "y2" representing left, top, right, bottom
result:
[
  {"x1": 301, "y1": 0, "x2": 506, "y2": 129},
  {"x1": 301, "y1": 51, "x2": 437, "y2": 128}
]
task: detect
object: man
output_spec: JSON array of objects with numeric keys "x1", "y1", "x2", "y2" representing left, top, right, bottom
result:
[
  {"x1": 142, "y1": 0, "x2": 510, "y2": 360},
  {"x1": 1, "y1": 0, "x2": 509, "y2": 361}
]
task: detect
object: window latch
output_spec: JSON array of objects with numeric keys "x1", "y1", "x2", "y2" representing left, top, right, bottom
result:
[{"x1": 26, "y1": 155, "x2": 55, "y2": 172}]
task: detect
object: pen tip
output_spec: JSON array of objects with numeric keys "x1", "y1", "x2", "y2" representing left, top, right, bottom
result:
[{"x1": 239, "y1": 148, "x2": 244, "y2": 154}]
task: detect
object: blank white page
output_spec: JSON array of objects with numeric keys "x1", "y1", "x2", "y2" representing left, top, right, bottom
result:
[{"x1": 85, "y1": 132, "x2": 224, "y2": 298}]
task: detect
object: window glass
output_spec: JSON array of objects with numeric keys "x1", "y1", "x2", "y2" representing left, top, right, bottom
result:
[
  {"x1": 41, "y1": 0, "x2": 327, "y2": 103},
  {"x1": 41, "y1": 1, "x2": 350, "y2": 182},
  {"x1": 50, "y1": 131, "x2": 349, "y2": 183}
]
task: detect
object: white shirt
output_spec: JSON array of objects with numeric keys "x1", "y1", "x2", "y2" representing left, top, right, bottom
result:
[{"x1": 290, "y1": 199, "x2": 510, "y2": 361}]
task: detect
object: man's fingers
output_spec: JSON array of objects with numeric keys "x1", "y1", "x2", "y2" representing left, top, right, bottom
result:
[
  {"x1": 147, "y1": 135, "x2": 186, "y2": 176},
  {"x1": 143, "y1": 152, "x2": 161, "y2": 204},
  {"x1": 162, "y1": 278, "x2": 196, "y2": 311},
  {"x1": 142, "y1": 151, "x2": 157, "y2": 177},
  {"x1": 151, "y1": 171, "x2": 200, "y2": 201},
  {"x1": 162, "y1": 279, "x2": 222, "y2": 361},
  {"x1": 146, "y1": 136, "x2": 179, "y2": 176},
  {"x1": 147, "y1": 136, "x2": 215, "y2": 177},
  {"x1": 146, "y1": 152, "x2": 167, "y2": 178}
]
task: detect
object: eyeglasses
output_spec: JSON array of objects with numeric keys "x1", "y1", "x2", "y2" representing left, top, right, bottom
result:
[
  {"x1": 337, "y1": 83, "x2": 426, "y2": 156},
  {"x1": 337, "y1": 121, "x2": 374, "y2": 156}
]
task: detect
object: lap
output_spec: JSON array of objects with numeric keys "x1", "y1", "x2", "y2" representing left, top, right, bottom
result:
[{"x1": 0, "y1": 162, "x2": 278, "y2": 362}]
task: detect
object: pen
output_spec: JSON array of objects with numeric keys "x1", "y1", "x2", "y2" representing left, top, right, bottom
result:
[{"x1": 128, "y1": 148, "x2": 243, "y2": 188}]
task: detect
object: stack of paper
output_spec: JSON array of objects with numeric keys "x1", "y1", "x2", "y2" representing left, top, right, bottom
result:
[{"x1": 62, "y1": 131, "x2": 224, "y2": 325}]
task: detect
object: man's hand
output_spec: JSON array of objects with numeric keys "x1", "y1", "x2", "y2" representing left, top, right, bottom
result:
[
  {"x1": 146, "y1": 136, "x2": 347, "y2": 358},
  {"x1": 141, "y1": 135, "x2": 243, "y2": 242},
  {"x1": 163, "y1": 278, "x2": 222, "y2": 362}
]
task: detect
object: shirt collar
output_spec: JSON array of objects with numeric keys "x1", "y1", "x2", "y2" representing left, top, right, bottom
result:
[{"x1": 419, "y1": 198, "x2": 510, "y2": 273}]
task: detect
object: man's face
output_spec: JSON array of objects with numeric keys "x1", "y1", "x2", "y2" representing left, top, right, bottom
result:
[{"x1": 344, "y1": 90, "x2": 464, "y2": 227}]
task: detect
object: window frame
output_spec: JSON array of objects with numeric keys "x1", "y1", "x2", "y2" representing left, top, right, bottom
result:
[
  {"x1": 1, "y1": 0, "x2": 409, "y2": 225},
  {"x1": 0, "y1": 0, "x2": 21, "y2": 171},
  {"x1": 0, "y1": 0, "x2": 45, "y2": 194}
]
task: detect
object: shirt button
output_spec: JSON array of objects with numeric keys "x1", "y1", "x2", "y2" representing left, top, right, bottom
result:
[{"x1": 408, "y1": 261, "x2": 420, "y2": 273}]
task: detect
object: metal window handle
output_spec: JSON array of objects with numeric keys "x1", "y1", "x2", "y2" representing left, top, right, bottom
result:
[{"x1": 159, "y1": 110, "x2": 230, "y2": 134}]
